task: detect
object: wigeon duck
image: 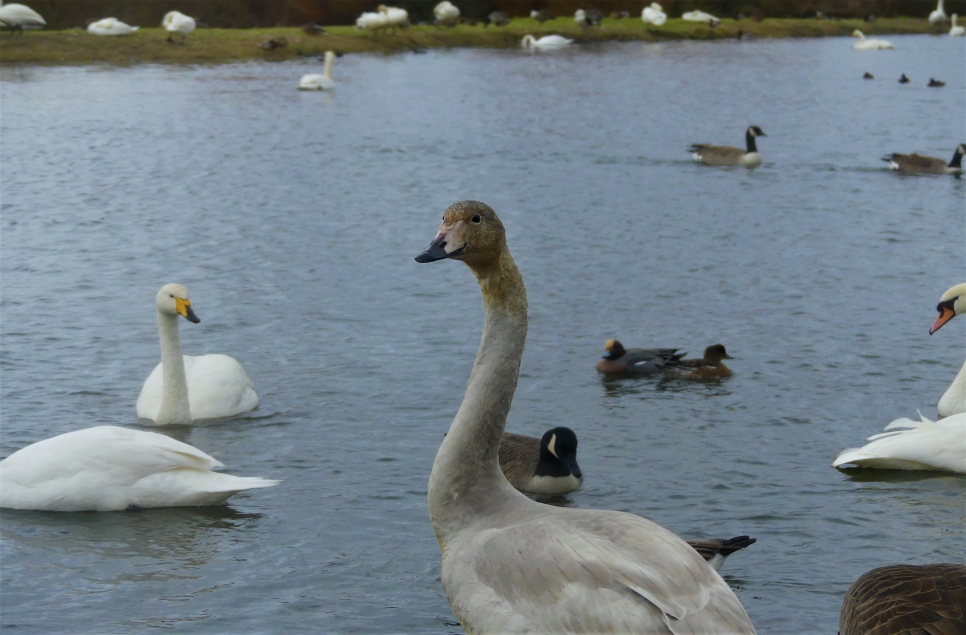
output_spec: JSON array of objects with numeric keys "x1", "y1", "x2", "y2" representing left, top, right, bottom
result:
[
  {"x1": 669, "y1": 344, "x2": 733, "y2": 379},
  {"x1": 595, "y1": 339, "x2": 684, "y2": 374}
]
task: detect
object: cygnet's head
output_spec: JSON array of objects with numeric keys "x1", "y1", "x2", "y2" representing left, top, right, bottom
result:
[
  {"x1": 930, "y1": 283, "x2": 966, "y2": 334},
  {"x1": 703, "y1": 343, "x2": 732, "y2": 363},
  {"x1": 415, "y1": 201, "x2": 506, "y2": 268},
  {"x1": 746, "y1": 125, "x2": 766, "y2": 138},
  {"x1": 156, "y1": 283, "x2": 201, "y2": 323},
  {"x1": 601, "y1": 339, "x2": 627, "y2": 360}
]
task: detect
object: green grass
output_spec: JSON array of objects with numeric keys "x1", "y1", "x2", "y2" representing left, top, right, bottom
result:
[{"x1": 0, "y1": 18, "x2": 940, "y2": 65}]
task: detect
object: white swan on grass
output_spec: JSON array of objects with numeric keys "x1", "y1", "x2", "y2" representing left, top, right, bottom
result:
[
  {"x1": 929, "y1": 0, "x2": 947, "y2": 25},
  {"x1": 87, "y1": 18, "x2": 139, "y2": 36},
  {"x1": 641, "y1": 3, "x2": 667, "y2": 26},
  {"x1": 852, "y1": 30, "x2": 893, "y2": 50},
  {"x1": 414, "y1": 200, "x2": 756, "y2": 634},
  {"x1": 521, "y1": 34, "x2": 572, "y2": 50},
  {"x1": 433, "y1": 1, "x2": 460, "y2": 25},
  {"x1": 682, "y1": 10, "x2": 720, "y2": 26},
  {"x1": 162, "y1": 10, "x2": 195, "y2": 44},
  {"x1": 136, "y1": 284, "x2": 258, "y2": 425},
  {"x1": 299, "y1": 51, "x2": 335, "y2": 90},
  {"x1": 0, "y1": 426, "x2": 279, "y2": 511},
  {"x1": 0, "y1": 2, "x2": 45, "y2": 33},
  {"x1": 950, "y1": 14, "x2": 965, "y2": 36}
]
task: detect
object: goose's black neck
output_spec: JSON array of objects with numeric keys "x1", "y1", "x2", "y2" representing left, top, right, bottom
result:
[
  {"x1": 745, "y1": 129, "x2": 758, "y2": 153},
  {"x1": 949, "y1": 147, "x2": 964, "y2": 168}
]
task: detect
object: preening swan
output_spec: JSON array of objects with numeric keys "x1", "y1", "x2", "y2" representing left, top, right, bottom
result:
[
  {"x1": 136, "y1": 284, "x2": 258, "y2": 425},
  {"x1": 521, "y1": 34, "x2": 572, "y2": 50},
  {"x1": 641, "y1": 3, "x2": 667, "y2": 26},
  {"x1": 951, "y1": 14, "x2": 965, "y2": 36},
  {"x1": 433, "y1": 1, "x2": 460, "y2": 26},
  {"x1": 162, "y1": 10, "x2": 195, "y2": 44},
  {"x1": 0, "y1": 3, "x2": 45, "y2": 33},
  {"x1": 0, "y1": 426, "x2": 279, "y2": 511},
  {"x1": 840, "y1": 563, "x2": 966, "y2": 635},
  {"x1": 682, "y1": 10, "x2": 720, "y2": 26},
  {"x1": 87, "y1": 17, "x2": 139, "y2": 36},
  {"x1": 299, "y1": 51, "x2": 336, "y2": 90},
  {"x1": 415, "y1": 201, "x2": 756, "y2": 634},
  {"x1": 852, "y1": 30, "x2": 893, "y2": 50},
  {"x1": 930, "y1": 283, "x2": 966, "y2": 416}
]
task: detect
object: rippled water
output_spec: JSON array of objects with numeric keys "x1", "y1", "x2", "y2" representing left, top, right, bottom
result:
[{"x1": 2, "y1": 35, "x2": 964, "y2": 633}]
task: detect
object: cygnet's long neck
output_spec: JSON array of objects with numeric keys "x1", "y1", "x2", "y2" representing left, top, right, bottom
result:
[
  {"x1": 155, "y1": 310, "x2": 192, "y2": 424},
  {"x1": 938, "y1": 359, "x2": 966, "y2": 418},
  {"x1": 428, "y1": 247, "x2": 529, "y2": 543}
]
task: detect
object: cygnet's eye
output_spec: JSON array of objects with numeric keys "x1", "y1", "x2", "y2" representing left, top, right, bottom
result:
[
  {"x1": 169, "y1": 294, "x2": 174, "y2": 298},
  {"x1": 471, "y1": 214, "x2": 482, "y2": 224}
]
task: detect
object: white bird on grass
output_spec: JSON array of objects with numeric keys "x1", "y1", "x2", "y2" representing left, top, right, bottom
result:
[
  {"x1": 0, "y1": 2, "x2": 45, "y2": 33},
  {"x1": 162, "y1": 10, "x2": 196, "y2": 45},
  {"x1": 87, "y1": 17, "x2": 139, "y2": 36}
]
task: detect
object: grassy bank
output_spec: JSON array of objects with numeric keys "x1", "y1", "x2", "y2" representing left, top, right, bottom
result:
[{"x1": 0, "y1": 18, "x2": 942, "y2": 65}]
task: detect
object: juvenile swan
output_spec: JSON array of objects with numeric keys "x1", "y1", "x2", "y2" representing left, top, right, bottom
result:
[
  {"x1": 415, "y1": 201, "x2": 756, "y2": 634},
  {"x1": 0, "y1": 426, "x2": 278, "y2": 511},
  {"x1": 137, "y1": 284, "x2": 258, "y2": 425}
]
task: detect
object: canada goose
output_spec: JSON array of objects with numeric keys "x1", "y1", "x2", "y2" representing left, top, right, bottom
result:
[
  {"x1": 162, "y1": 11, "x2": 195, "y2": 44},
  {"x1": 521, "y1": 34, "x2": 573, "y2": 50},
  {"x1": 86, "y1": 17, "x2": 138, "y2": 35},
  {"x1": 433, "y1": 1, "x2": 460, "y2": 27},
  {"x1": 690, "y1": 125, "x2": 766, "y2": 167},
  {"x1": 415, "y1": 201, "x2": 756, "y2": 633},
  {"x1": 259, "y1": 36, "x2": 288, "y2": 51},
  {"x1": 530, "y1": 9, "x2": 554, "y2": 23},
  {"x1": 596, "y1": 339, "x2": 685, "y2": 375},
  {"x1": 930, "y1": 283, "x2": 966, "y2": 417},
  {"x1": 486, "y1": 11, "x2": 510, "y2": 27},
  {"x1": 641, "y1": 3, "x2": 667, "y2": 26},
  {"x1": 299, "y1": 51, "x2": 336, "y2": 90},
  {"x1": 898, "y1": 73, "x2": 910, "y2": 83},
  {"x1": 863, "y1": 72, "x2": 874, "y2": 79},
  {"x1": 951, "y1": 14, "x2": 965, "y2": 35},
  {"x1": 669, "y1": 344, "x2": 733, "y2": 380},
  {"x1": 0, "y1": 426, "x2": 279, "y2": 511},
  {"x1": 928, "y1": 77, "x2": 945, "y2": 87},
  {"x1": 881, "y1": 144, "x2": 965, "y2": 175},
  {"x1": 839, "y1": 563, "x2": 966, "y2": 635},
  {"x1": 499, "y1": 428, "x2": 582, "y2": 494},
  {"x1": 136, "y1": 284, "x2": 259, "y2": 425},
  {"x1": 682, "y1": 10, "x2": 721, "y2": 26},
  {"x1": 689, "y1": 536, "x2": 757, "y2": 572},
  {"x1": 929, "y1": 0, "x2": 948, "y2": 25},
  {"x1": 852, "y1": 30, "x2": 893, "y2": 50},
  {"x1": 0, "y1": 2, "x2": 44, "y2": 33}
]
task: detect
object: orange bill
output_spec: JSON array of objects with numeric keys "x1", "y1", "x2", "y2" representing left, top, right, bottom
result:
[{"x1": 929, "y1": 306, "x2": 955, "y2": 335}]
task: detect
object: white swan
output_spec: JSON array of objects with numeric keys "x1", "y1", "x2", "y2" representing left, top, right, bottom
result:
[
  {"x1": 521, "y1": 34, "x2": 572, "y2": 50},
  {"x1": 299, "y1": 51, "x2": 335, "y2": 90},
  {"x1": 929, "y1": 0, "x2": 947, "y2": 25},
  {"x1": 0, "y1": 2, "x2": 45, "y2": 33},
  {"x1": 162, "y1": 10, "x2": 195, "y2": 44},
  {"x1": 950, "y1": 14, "x2": 965, "y2": 36},
  {"x1": 641, "y1": 3, "x2": 667, "y2": 26},
  {"x1": 0, "y1": 426, "x2": 279, "y2": 511},
  {"x1": 433, "y1": 1, "x2": 460, "y2": 25},
  {"x1": 682, "y1": 10, "x2": 720, "y2": 26},
  {"x1": 136, "y1": 284, "x2": 258, "y2": 425},
  {"x1": 852, "y1": 30, "x2": 893, "y2": 50},
  {"x1": 414, "y1": 201, "x2": 756, "y2": 634},
  {"x1": 832, "y1": 413, "x2": 965, "y2": 473},
  {"x1": 930, "y1": 283, "x2": 966, "y2": 417},
  {"x1": 87, "y1": 17, "x2": 139, "y2": 36}
]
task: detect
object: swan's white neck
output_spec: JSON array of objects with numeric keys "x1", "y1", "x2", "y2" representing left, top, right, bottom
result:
[
  {"x1": 523, "y1": 35, "x2": 535, "y2": 47},
  {"x1": 938, "y1": 360, "x2": 966, "y2": 418},
  {"x1": 428, "y1": 248, "x2": 529, "y2": 545},
  {"x1": 324, "y1": 53, "x2": 333, "y2": 79},
  {"x1": 155, "y1": 310, "x2": 192, "y2": 424},
  {"x1": 938, "y1": 0, "x2": 945, "y2": 13}
]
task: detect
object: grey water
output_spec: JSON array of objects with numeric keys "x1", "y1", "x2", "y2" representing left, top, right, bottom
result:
[{"x1": 1, "y1": 34, "x2": 964, "y2": 633}]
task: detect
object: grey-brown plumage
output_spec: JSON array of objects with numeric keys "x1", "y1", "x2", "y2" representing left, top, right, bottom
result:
[
  {"x1": 840, "y1": 563, "x2": 966, "y2": 635},
  {"x1": 531, "y1": 9, "x2": 554, "y2": 23},
  {"x1": 690, "y1": 125, "x2": 766, "y2": 167},
  {"x1": 883, "y1": 144, "x2": 965, "y2": 174}
]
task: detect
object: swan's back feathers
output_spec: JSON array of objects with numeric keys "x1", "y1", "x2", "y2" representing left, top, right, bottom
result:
[{"x1": 833, "y1": 413, "x2": 966, "y2": 473}]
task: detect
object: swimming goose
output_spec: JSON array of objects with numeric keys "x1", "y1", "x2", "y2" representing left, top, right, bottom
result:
[
  {"x1": 898, "y1": 73, "x2": 910, "y2": 83},
  {"x1": 162, "y1": 11, "x2": 195, "y2": 44},
  {"x1": 928, "y1": 77, "x2": 945, "y2": 87},
  {"x1": 863, "y1": 72, "x2": 874, "y2": 79},
  {"x1": 832, "y1": 412, "x2": 966, "y2": 473},
  {"x1": 689, "y1": 536, "x2": 756, "y2": 572},
  {"x1": 669, "y1": 344, "x2": 733, "y2": 380},
  {"x1": 852, "y1": 30, "x2": 893, "y2": 50},
  {"x1": 433, "y1": 1, "x2": 460, "y2": 26},
  {"x1": 951, "y1": 14, "x2": 965, "y2": 35},
  {"x1": 641, "y1": 3, "x2": 667, "y2": 26},
  {"x1": 499, "y1": 427, "x2": 582, "y2": 494},
  {"x1": 596, "y1": 339, "x2": 685, "y2": 375},
  {"x1": 882, "y1": 144, "x2": 965, "y2": 175},
  {"x1": 929, "y1": 0, "x2": 948, "y2": 25},
  {"x1": 299, "y1": 51, "x2": 336, "y2": 90},
  {"x1": 136, "y1": 284, "x2": 258, "y2": 425},
  {"x1": 86, "y1": 17, "x2": 139, "y2": 36},
  {"x1": 415, "y1": 200, "x2": 756, "y2": 634},
  {"x1": 0, "y1": 3, "x2": 44, "y2": 33},
  {"x1": 521, "y1": 34, "x2": 573, "y2": 50},
  {"x1": 682, "y1": 10, "x2": 721, "y2": 26},
  {"x1": 690, "y1": 125, "x2": 766, "y2": 167},
  {"x1": 929, "y1": 283, "x2": 966, "y2": 417},
  {"x1": 0, "y1": 426, "x2": 279, "y2": 511},
  {"x1": 839, "y1": 563, "x2": 966, "y2": 635}
]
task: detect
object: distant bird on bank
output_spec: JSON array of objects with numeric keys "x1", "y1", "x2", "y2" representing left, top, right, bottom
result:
[
  {"x1": 596, "y1": 339, "x2": 684, "y2": 375},
  {"x1": 839, "y1": 563, "x2": 966, "y2": 635},
  {"x1": 530, "y1": 9, "x2": 554, "y2": 23},
  {"x1": 259, "y1": 37, "x2": 288, "y2": 51},
  {"x1": 87, "y1": 17, "x2": 138, "y2": 36},
  {"x1": 852, "y1": 30, "x2": 893, "y2": 50},
  {"x1": 863, "y1": 72, "x2": 874, "y2": 79},
  {"x1": 929, "y1": 0, "x2": 948, "y2": 25},
  {"x1": 882, "y1": 144, "x2": 965, "y2": 174},
  {"x1": 301, "y1": 23, "x2": 326, "y2": 35},
  {"x1": 683, "y1": 10, "x2": 721, "y2": 26},
  {"x1": 433, "y1": 1, "x2": 460, "y2": 27},
  {"x1": 641, "y1": 2, "x2": 667, "y2": 26},
  {"x1": 690, "y1": 125, "x2": 767, "y2": 167},
  {"x1": 162, "y1": 10, "x2": 195, "y2": 44},
  {"x1": 928, "y1": 77, "x2": 945, "y2": 87},
  {"x1": 486, "y1": 11, "x2": 510, "y2": 27},
  {"x1": 898, "y1": 73, "x2": 910, "y2": 83},
  {"x1": 521, "y1": 34, "x2": 572, "y2": 50},
  {"x1": 499, "y1": 428, "x2": 582, "y2": 495},
  {"x1": 951, "y1": 14, "x2": 965, "y2": 35},
  {"x1": 0, "y1": 2, "x2": 45, "y2": 33},
  {"x1": 299, "y1": 50, "x2": 336, "y2": 90}
]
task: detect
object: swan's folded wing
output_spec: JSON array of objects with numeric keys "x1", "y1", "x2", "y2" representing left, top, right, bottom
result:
[{"x1": 455, "y1": 511, "x2": 755, "y2": 634}]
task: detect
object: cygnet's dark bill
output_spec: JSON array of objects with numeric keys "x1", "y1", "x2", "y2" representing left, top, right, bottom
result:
[{"x1": 415, "y1": 235, "x2": 465, "y2": 263}]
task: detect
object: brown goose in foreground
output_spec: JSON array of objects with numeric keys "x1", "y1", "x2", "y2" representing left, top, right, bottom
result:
[
  {"x1": 882, "y1": 144, "x2": 965, "y2": 174},
  {"x1": 840, "y1": 563, "x2": 966, "y2": 635}
]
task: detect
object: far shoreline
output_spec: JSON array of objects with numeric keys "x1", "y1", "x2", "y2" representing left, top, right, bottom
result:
[{"x1": 0, "y1": 18, "x2": 944, "y2": 66}]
